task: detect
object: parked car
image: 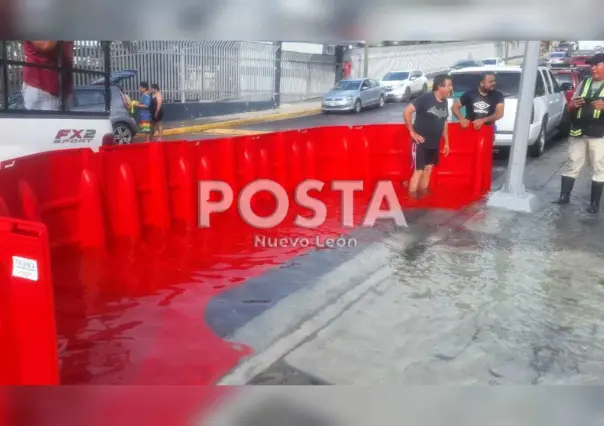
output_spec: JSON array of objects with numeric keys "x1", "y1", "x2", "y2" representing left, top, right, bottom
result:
[
  {"x1": 72, "y1": 85, "x2": 138, "y2": 144},
  {"x1": 557, "y1": 42, "x2": 575, "y2": 53},
  {"x1": 568, "y1": 55, "x2": 590, "y2": 67},
  {"x1": 90, "y1": 70, "x2": 139, "y2": 144},
  {"x1": 447, "y1": 65, "x2": 569, "y2": 157},
  {"x1": 551, "y1": 66, "x2": 588, "y2": 103},
  {"x1": 546, "y1": 51, "x2": 569, "y2": 66},
  {"x1": 321, "y1": 78, "x2": 386, "y2": 113},
  {"x1": 482, "y1": 57, "x2": 506, "y2": 66},
  {"x1": 380, "y1": 69, "x2": 428, "y2": 102},
  {"x1": 449, "y1": 59, "x2": 484, "y2": 72}
]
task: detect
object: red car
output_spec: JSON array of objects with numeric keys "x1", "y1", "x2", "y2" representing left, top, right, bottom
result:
[
  {"x1": 551, "y1": 67, "x2": 589, "y2": 103},
  {"x1": 569, "y1": 55, "x2": 589, "y2": 66}
]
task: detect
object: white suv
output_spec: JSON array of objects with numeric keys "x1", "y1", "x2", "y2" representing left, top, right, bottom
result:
[
  {"x1": 380, "y1": 69, "x2": 428, "y2": 102},
  {"x1": 448, "y1": 65, "x2": 569, "y2": 157}
]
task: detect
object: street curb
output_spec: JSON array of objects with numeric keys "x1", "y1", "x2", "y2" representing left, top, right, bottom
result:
[
  {"x1": 162, "y1": 108, "x2": 322, "y2": 136},
  {"x1": 217, "y1": 204, "x2": 483, "y2": 385}
]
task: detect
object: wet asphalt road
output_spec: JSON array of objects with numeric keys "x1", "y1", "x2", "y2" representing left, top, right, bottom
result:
[{"x1": 163, "y1": 99, "x2": 569, "y2": 184}]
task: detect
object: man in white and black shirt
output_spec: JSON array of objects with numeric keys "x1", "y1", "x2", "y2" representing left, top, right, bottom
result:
[{"x1": 451, "y1": 71, "x2": 505, "y2": 130}]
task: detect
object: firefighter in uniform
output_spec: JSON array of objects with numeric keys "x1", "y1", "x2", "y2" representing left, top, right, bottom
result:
[{"x1": 557, "y1": 53, "x2": 604, "y2": 213}]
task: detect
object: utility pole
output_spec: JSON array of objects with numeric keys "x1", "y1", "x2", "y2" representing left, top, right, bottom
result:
[
  {"x1": 487, "y1": 41, "x2": 541, "y2": 212},
  {"x1": 363, "y1": 42, "x2": 369, "y2": 77},
  {"x1": 273, "y1": 41, "x2": 283, "y2": 109}
]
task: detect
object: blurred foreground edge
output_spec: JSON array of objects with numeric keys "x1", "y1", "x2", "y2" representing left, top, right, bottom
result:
[{"x1": 4, "y1": 386, "x2": 604, "y2": 426}]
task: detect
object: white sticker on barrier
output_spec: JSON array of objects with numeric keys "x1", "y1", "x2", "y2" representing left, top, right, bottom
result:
[{"x1": 12, "y1": 256, "x2": 39, "y2": 281}]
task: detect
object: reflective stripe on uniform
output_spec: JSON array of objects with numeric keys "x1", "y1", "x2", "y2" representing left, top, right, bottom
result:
[
  {"x1": 576, "y1": 78, "x2": 604, "y2": 120},
  {"x1": 570, "y1": 78, "x2": 604, "y2": 136}
]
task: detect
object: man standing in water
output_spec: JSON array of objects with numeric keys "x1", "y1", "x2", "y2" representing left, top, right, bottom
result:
[
  {"x1": 451, "y1": 71, "x2": 505, "y2": 130},
  {"x1": 403, "y1": 74, "x2": 452, "y2": 198}
]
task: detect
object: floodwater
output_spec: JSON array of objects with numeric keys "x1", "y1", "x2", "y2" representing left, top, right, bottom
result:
[
  {"x1": 51, "y1": 186, "x2": 474, "y2": 384},
  {"x1": 276, "y1": 195, "x2": 604, "y2": 385}
]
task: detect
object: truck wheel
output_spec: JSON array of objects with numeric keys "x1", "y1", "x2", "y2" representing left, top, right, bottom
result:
[
  {"x1": 113, "y1": 123, "x2": 133, "y2": 144},
  {"x1": 529, "y1": 117, "x2": 547, "y2": 157}
]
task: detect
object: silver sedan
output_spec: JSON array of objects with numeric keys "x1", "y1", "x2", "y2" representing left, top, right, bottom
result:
[{"x1": 321, "y1": 78, "x2": 386, "y2": 113}]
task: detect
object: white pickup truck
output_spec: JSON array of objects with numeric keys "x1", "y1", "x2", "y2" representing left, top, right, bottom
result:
[
  {"x1": 0, "y1": 41, "x2": 114, "y2": 164},
  {"x1": 448, "y1": 65, "x2": 569, "y2": 157}
]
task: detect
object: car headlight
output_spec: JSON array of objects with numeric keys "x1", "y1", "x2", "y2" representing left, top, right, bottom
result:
[{"x1": 344, "y1": 95, "x2": 353, "y2": 101}]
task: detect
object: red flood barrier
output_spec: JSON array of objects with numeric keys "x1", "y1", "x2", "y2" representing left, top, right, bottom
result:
[{"x1": 0, "y1": 124, "x2": 493, "y2": 385}]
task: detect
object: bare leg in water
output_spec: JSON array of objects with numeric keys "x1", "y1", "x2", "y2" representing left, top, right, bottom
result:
[
  {"x1": 408, "y1": 169, "x2": 423, "y2": 199},
  {"x1": 156, "y1": 121, "x2": 164, "y2": 140},
  {"x1": 418, "y1": 164, "x2": 433, "y2": 196},
  {"x1": 408, "y1": 165, "x2": 433, "y2": 198}
]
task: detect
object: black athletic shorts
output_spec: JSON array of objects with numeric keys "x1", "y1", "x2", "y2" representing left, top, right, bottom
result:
[
  {"x1": 412, "y1": 142, "x2": 439, "y2": 170},
  {"x1": 152, "y1": 109, "x2": 164, "y2": 123}
]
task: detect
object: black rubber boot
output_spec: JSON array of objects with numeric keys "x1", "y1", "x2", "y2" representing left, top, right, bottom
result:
[
  {"x1": 587, "y1": 181, "x2": 604, "y2": 213},
  {"x1": 554, "y1": 176, "x2": 575, "y2": 204}
]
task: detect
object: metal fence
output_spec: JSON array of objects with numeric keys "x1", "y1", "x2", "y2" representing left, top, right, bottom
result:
[
  {"x1": 1, "y1": 40, "x2": 338, "y2": 106},
  {"x1": 109, "y1": 41, "x2": 336, "y2": 104},
  {"x1": 2, "y1": 41, "x2": 529, "y2": 110},
  {"x1": 347, "y1": 41, "x2": 528, "y2": 80}
]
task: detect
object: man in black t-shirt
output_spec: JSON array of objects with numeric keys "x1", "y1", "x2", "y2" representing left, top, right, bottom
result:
[
  {"x1": 451, "y1": 72, "x2": 505, "y2": 130},
  {"x1": 403, "y1": 74, "x2": 452, "y2": 198}
]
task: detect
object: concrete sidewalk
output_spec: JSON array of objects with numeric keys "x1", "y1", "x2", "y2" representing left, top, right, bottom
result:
[
  {"x1": 220, "y1": 140, "x2": 604, "y2": 385},
  {"x1": 161, "y1": 100, "x2": 322, "y2": 137}
]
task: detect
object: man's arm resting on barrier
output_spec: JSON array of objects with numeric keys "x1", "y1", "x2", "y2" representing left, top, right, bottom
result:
[
  {"x1": 483, "y1": 102, "x2": 504, "y2": 125},
  {"x1": 451, "y1": 91, "x2": 469, "y2": 123}
]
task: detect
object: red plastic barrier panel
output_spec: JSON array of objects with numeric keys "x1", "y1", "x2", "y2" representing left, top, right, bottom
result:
[
  {"x1": 432, "y1": 123, "x2": 493, "y2": 208},
  {"x1": 5, "y1": 386, "x2": 234, "y2": 426},
  {"x1": 0, "y1": 124, "x2": 493, "y2": 385},
  {"x1": 0, "y1": 218, "x2": 58, "y2": 385}
]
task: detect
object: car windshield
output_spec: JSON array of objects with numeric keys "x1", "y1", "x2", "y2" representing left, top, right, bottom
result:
[
  {"x1": 554, "y1": 74, "x2": 573, "y2": 85},
  {"x1": 549, "y1": 52, "x2": 567, "y2": 58},
  {"x1": 451, "y1": 71, "x2": 521, "y2": 98},
  {"x1": 482, "y1": 59, "x2": 497, "y2": 65},
  {"x1": 453, "y1": 60, "x2": 477, "y2": 68},
  {"x1": 382, "y1": 72, "x2": 409, "y2": 81},
  {"x1": 333, "y1": 80, "x2": 361, "y2": 90}
]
